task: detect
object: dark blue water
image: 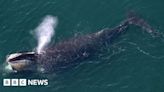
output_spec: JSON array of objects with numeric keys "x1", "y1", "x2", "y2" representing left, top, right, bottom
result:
[{"x1": 0, "y1": 0, "x2": 164, "y2": 92}]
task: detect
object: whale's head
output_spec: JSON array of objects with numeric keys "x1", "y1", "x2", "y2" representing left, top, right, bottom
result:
[{"x1": 6, "y1": 52, "x2": 38, "y2": 72}]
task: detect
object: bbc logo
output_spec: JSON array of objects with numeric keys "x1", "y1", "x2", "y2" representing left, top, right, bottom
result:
[{"x1": 3, "y1": 79, "x2": 27, "y2": 86}]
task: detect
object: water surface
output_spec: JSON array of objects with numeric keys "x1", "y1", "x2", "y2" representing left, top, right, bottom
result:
[{"x1": 0, "y1": 0, "x2": 164, "y2": 92}]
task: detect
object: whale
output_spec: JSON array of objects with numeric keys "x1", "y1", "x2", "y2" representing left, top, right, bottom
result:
[{"x1": 6, "y1": 13, "x2": 159, "y2": 72}]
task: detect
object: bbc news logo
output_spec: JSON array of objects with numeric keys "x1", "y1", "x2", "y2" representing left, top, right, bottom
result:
[{"x1": 3, "y1": 79, "x2": 48, "y2": 86}]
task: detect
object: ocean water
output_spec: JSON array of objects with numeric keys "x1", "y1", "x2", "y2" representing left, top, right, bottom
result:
[{"x1": 0, "y1": 0, "x2": 164, "y2": 92}]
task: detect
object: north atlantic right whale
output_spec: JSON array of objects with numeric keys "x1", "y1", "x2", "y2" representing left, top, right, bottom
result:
[{"x1": 6, "y1": 13, "x2": 160, "y2": 73}]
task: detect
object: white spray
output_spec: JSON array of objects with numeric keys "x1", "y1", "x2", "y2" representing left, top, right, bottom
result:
[{"x1": 35, "y1": 15, "x2": 58, "y2": 54}]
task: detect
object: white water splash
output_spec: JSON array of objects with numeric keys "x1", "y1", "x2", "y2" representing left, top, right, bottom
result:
[
  {"x1": 4, "y1": 64, "x2": 13, "y2": 72},
  {"x1": 35, "y1": 15, "x2": 58, "y2": 54}
]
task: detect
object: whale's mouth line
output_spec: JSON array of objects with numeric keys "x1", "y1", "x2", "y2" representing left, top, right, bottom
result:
[
  {"x1": 5, "y1": 51, "x2": 38, "y2": 71},
  {"x1": 8, "y1": 60, "x2": 24, "y2": 63},
  {"x1": 7, "y1": 51, "x2": 36, "y2": 59},
  {"x1": 7, "y1": 52, "x2": 37, "y2": 63},
  {"x1": 8, "y1": 57, "x2": 27, "y2": 63}
]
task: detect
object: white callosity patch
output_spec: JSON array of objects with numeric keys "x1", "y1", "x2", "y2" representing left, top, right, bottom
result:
[{"x1": 35, "y1": 15, "x2": 58, "y2": 54}]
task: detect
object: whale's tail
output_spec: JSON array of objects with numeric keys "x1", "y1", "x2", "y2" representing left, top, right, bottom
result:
[
  {"x1": 97, "y1": 12, "x2": 162, "y2": 44},
  {"x1": 126, "y1": 11, "x2": 161, "y2": 37}
]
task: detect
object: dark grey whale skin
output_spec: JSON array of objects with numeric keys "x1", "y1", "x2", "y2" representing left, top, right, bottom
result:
[{"x1": 36, "y1": 15, "x2": 157, "y2": 72}]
